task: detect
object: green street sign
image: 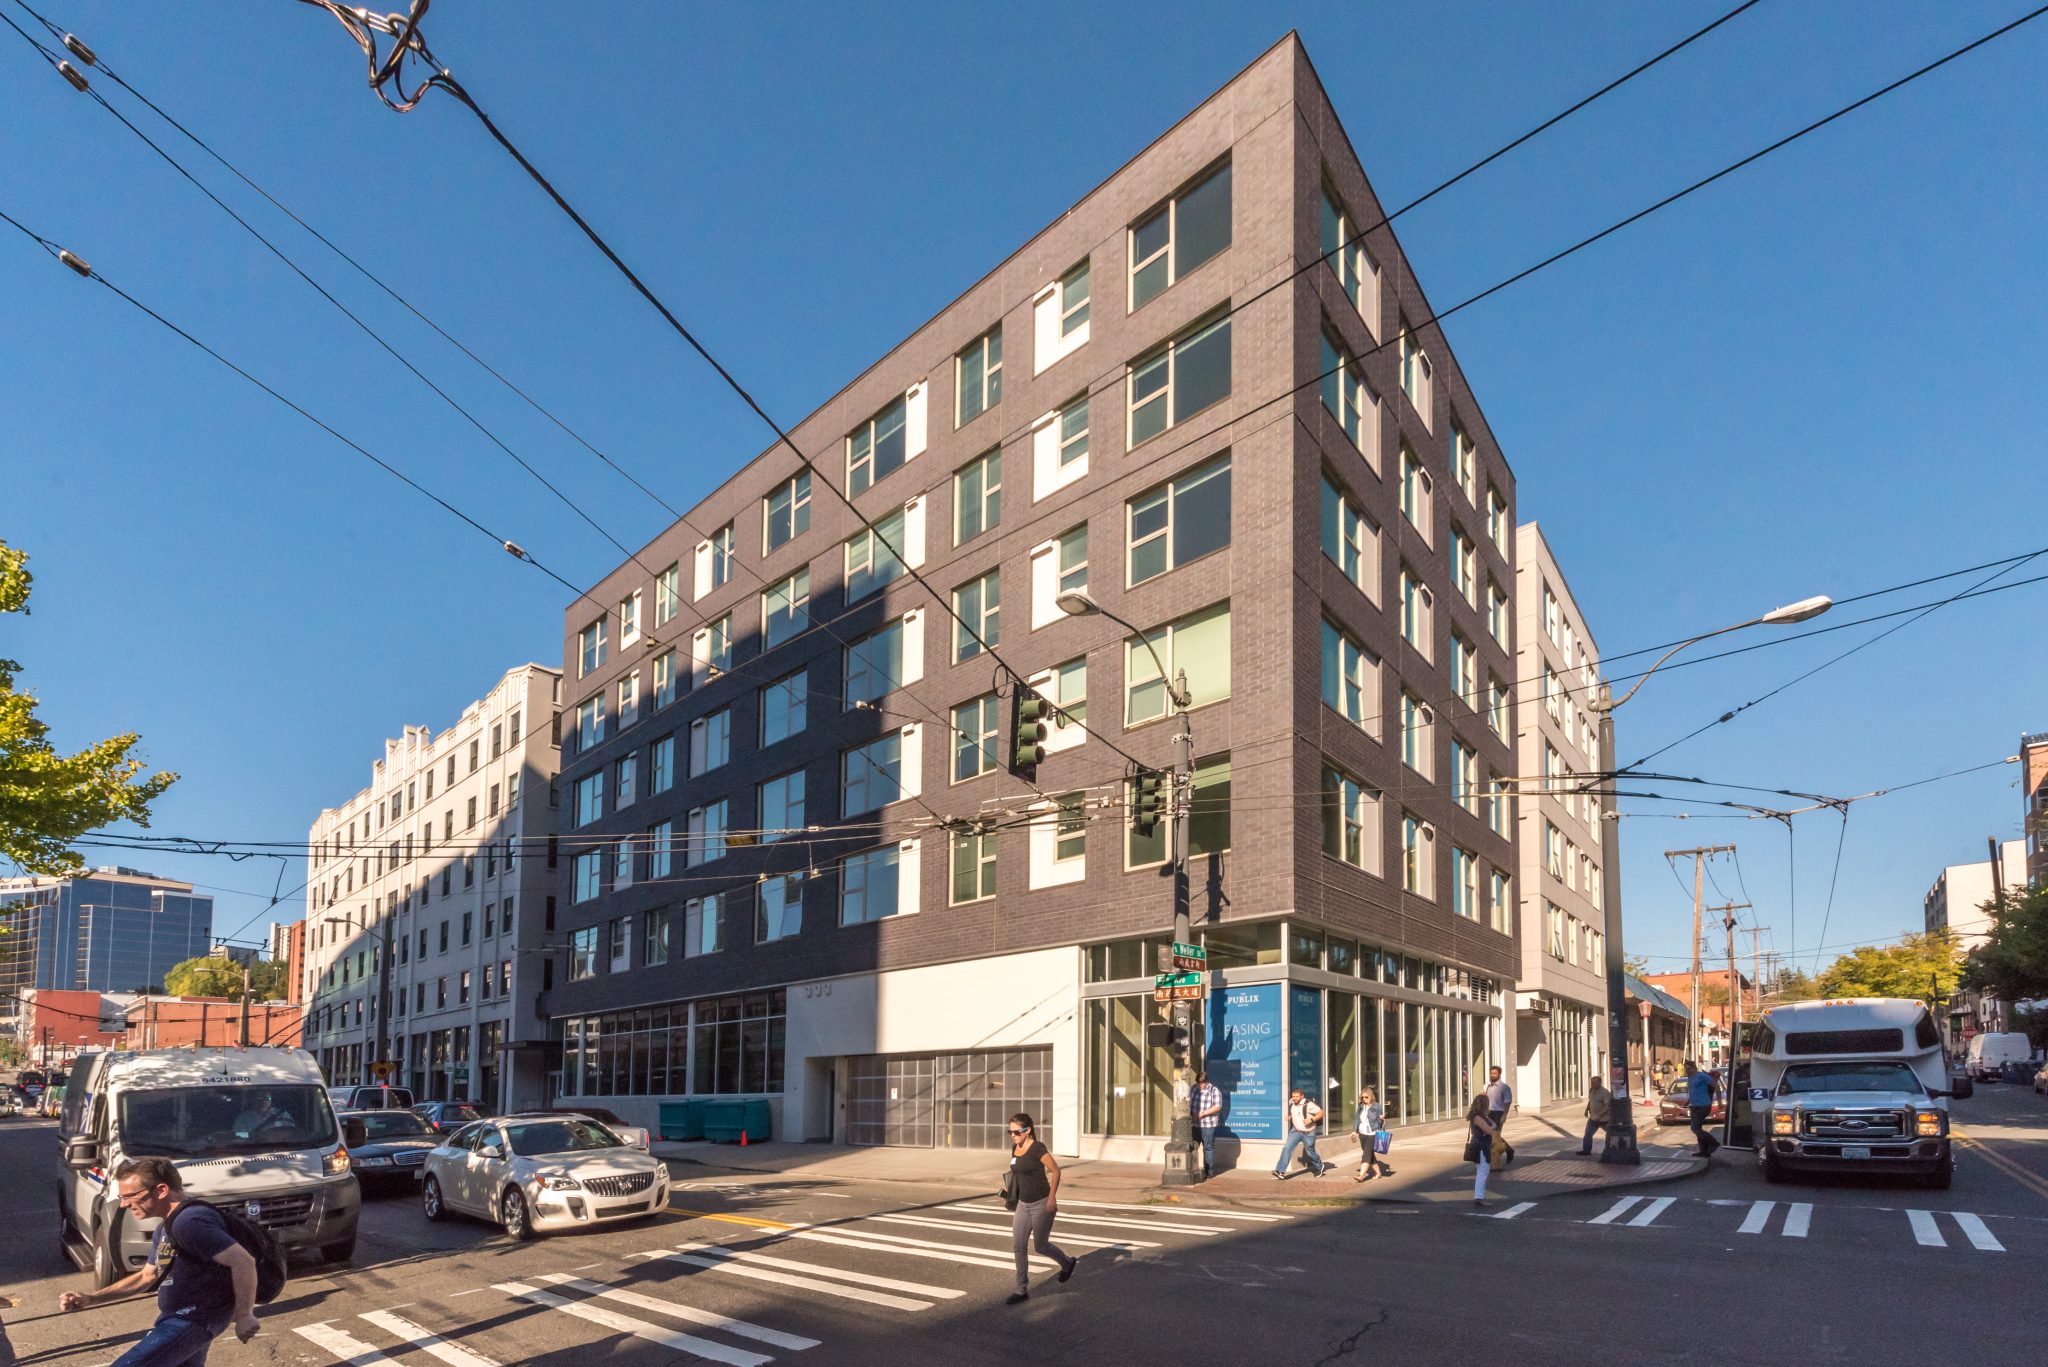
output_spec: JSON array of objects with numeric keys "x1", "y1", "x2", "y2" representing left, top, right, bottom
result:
[
  {"x1": 1154, "y1": 971, "x2": 1204, "y2": 988},
  {"x1": 1171, "y1": 942, "x2": 1206, "y2": 960}
]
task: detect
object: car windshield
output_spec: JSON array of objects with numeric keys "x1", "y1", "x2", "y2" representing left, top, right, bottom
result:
[
  {"x1": 504, "y1": 1119, "x2": 623, "y2": 1156},
  {"x1": 1779, "y1": 1062, "x2": 1923, "y2": 1095},
  {"x1": 442, "y1": 1105, "x2": 485, "y2": 1123},
  {"x1": 119, "y1": 1085, "x2": 338, "y2": 1156},
  {"x1": 357, "y1": 1112, "x2": 433, "y2": 1140}
]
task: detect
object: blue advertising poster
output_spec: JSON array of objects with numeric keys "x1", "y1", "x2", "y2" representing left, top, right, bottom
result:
[
  {"x1": 1206, "y1": 983, "x2": 1282, "y2": 1139},
  {"x1": 1289, "y1": 985, "x2": 1323, "y2": 1102}
]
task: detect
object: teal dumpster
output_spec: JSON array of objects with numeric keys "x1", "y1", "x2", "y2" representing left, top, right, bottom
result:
[
  {"x1": 658, "y1": 1100, "x2": 705, "y2": 1141},
  {"x1": 701, "y1": 1099, "x2": 772, "y2": 1143}
]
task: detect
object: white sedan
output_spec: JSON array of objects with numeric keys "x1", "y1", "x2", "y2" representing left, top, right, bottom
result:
[{"x1": 420, "y1": 1113, "x2": 671, "y2": 1240}]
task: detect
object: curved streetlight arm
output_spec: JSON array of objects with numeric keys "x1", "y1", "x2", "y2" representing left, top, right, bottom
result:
[
  {"x1": 1592, "y1": 594, "x2": 1831, "y2": 714},
  {"x1": 1057, "y1": 590, "x2": 1190, "y2": 709}
]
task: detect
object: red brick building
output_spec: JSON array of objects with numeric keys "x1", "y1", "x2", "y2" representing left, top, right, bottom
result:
[
  {"x1": 13, "y1": 989, "x2": 126, "y2": 1065},
  {"x1": 122, "y1": 996, "x2": 303, "y2": 1049}
]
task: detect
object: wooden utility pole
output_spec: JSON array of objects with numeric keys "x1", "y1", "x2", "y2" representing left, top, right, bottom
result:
[
  {"x1": 1741, "y1": 926, "x2": 1768, "y2": 1022},
  {"x1": 1712, "y1": 902, "x2": 1751, "y2": 1062},
  {"x1": 1667, "y1": 845, "x2": 1735, "y2": 1062}
]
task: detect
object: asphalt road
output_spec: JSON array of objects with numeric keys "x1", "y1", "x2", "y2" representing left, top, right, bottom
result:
[{"x1": 2, "y1": 1082, "x2": 2042, "y2": 1367}]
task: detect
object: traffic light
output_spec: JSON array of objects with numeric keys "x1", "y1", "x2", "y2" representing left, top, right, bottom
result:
[
  {"x1": 1132, "y1": 767, "x2": 1166, "y2": 837},
  {"x1": 1146, "y1": 1021, "x2": 1192, "y2": 1060},
  {"x1": 1011, "y1": 689, "x2": 1049, "y2": 776}
]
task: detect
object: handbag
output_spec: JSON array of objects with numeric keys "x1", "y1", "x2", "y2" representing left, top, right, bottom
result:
[
  {"x1": 1372, "y1": 1128, "x2": 1392, "y2": 1155},
  {"x1": 1000, "y1": 1168, "x2": 1019, "y2": 1212}
]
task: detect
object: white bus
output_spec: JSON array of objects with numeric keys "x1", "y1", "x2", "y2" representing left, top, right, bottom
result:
[{"x1": 1750, "y1": 998, "x2": 1970, "y2": 1190}]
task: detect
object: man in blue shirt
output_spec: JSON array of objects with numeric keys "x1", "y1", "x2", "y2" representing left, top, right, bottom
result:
[
  {"x1": 59, "y1": 1155, "x2": 260, "y2": 1366},
  {"x1": 1683, "y1": 1059, "x2": 1721, "y2": 1157}
]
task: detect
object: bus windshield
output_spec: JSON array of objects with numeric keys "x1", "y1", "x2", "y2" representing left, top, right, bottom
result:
[
  {"x1": 1777, "y1": 1062, "x2": 1923, "y2": 1096},
  {"x1": 118, "y1": 1085, "x2": 338, "y2": 1156}
]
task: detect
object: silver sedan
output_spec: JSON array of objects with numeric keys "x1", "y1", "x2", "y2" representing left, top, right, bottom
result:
[{"x1": 420, "y1": 1113, "x2": 671, "y2": 1240}]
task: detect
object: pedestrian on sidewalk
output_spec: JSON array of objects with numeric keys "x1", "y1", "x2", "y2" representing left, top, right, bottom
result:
[
  {"x1": 1579, "y1": 1076, "x2": 1613, "y2": 1155},
  {"x1": 1463, "y1": 1092, "x2": 1500, "y2": 1206},
  {"x1": 1683, "y1": 1060, "x2": 1721, "y2": 1157},
  {"x1": 1483, "y1": 1065, "x2": 1513, "y2": 1133},
  {"x1": 1194, "y1": 1073, "x2": 1224, "y2": 1178},
  {"x1": 58, "y1": 1156, "x2": 261, "y2": 1366},
  {"x1": 1271, "y1": 1087, "x2": 1329, "y2": 1179},
  {"x1": 1352, "y1": 1086, "x2": 1389, "y2": 1181},
  {"x1": 1004, "y1": 1112, "x2": 1076, "y2": 1305}
]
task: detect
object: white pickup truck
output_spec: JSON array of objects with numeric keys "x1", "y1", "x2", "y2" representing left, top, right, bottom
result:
[{"x1": 1751, "y1": 998, "x2": 1971, "y2": 1190}]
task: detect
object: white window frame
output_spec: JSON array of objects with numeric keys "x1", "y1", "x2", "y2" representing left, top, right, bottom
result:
[
  {"x1": 1320, "y1": 184, "x2": 1381, "y2": 339},
  {"x1": 684, "y1": 895, "x2": 722, "y2": 958},
  {"x1": 1128, "y1": 160, "x2": 1232, "y2": 310},
  {"x1": 763, "y1": 472, "x2": 812, "y2": 552},
  {"x1": 1399, "y1": 325, "x2": 1434, "y2": 429},
  {"x1": 618, "y1": 590, "x2": 642, "y2": 647},
  {"x1": 1320, "y1": 474, "x2": 1380, "y2": 602},
  {"x1": 1124, "y1": 602, "x2": 1231, "y2": 726},
  {"x1": 1322, "y1": 763, "x2": 1381, "y2": 874},
  {"x1": 952, "y1": 570, "x2": 1001, "y2": 663},
  {"x1": 951, "y1": 693, "x2": 1001, "y2": 783},
  {"x1": 760, "y1": 669, "x2": 808, "y2": 747},
  {"x1": 1127, "y1": 314, "x2": 1231, "y2": 448},
  {"x1": 1033, "y1": 259, "x2": 1092, "y2": 373},
  {"x1": 759, "y1": 769, "x2": 805, "y2": 840},
  {"x1": 844, "y1": 612, "x2": 924, "y2": 705},
  {"x1": 1320, "y1": 619, "x2": 1378, "y2": 738},
  {"x1": 1127, "y1": 453, "x2": 1230, "y2": 587},
  {"x1": 954, "y1": 447, "x2": 1002, "y2": 544},
  {"x1": 690, "y1": 708, "x2": 731, "y2": 776},
  {"x1": 762, "y1": 567, "x2": 810, "y2": 648},
  {"x1": 956, "y1": 326, "x2": 1003, "y2": 426},
  {"x1": 686, "y1": 800, "x2": 728, "y2": 868}
]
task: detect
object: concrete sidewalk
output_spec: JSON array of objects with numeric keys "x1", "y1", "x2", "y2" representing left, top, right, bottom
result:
[{"x1": 654, "y1": 1103, "x2": 1708, "y2": 1206}]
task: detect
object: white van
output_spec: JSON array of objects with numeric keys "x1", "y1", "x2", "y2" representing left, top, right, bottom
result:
[
  {"x1": 59, "y1": 1047, "x2": 362, "y2": 1286},
  {"x1": 1750, "y1": 998, "x2": 1971, "y2": 1190},
  {"x1": 1965, "y1": 1032, "x2": 2032, "y2": 1082}
]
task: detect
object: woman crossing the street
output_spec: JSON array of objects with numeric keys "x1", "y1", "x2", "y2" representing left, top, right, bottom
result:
[
  {"x1": 1004, "y1": 1112, "x2": 1078, "y2": 1305},
  {"x1": 1352, "y1": 1086, "x2": 1390, "y2": 1182},
  {"x1": 1464, "y1": 1091, "x2": 1500, "y2": 1206}
]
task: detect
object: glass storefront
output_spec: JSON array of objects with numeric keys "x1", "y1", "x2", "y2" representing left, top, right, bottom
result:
[
  {"x1": 1547, "y1": 998, "x2": 1592, "y2": 1102},
  {"x1": 557, "y1": 989, "x2": 786, "y2": 1097}
]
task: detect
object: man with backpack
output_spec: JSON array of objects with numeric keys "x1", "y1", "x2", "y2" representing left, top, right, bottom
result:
[
  {"x1": 58, "y1": 1156, "x2": 263, "y2": 1366},
  {"x1": 1271, "y1": 1087, "x2": 1330, "y2": 1178}
]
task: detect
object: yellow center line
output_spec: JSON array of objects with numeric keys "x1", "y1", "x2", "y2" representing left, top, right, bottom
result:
[
  {"x1": 1953, "y1": 1131, "x2": 2048, "y2": 1203},
  {"x1": 666, "y1": 1205, "x2": 795, "y2": 1230}
]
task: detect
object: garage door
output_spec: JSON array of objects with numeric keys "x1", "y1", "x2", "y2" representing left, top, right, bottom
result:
[{"x1": 846, "y1": 1048, "x2": 1052, "y2": 1150}]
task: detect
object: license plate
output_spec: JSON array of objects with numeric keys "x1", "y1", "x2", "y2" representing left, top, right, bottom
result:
[{"x1": 1842, "y1": 1145, "x2": 1871, "y2": 1160}]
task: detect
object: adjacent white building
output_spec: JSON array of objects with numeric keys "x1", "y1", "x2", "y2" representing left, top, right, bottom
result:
[
  {"x1": 1924, "y1": 838, "x2": 2027, "y2": 1046},
  {"x1": 303, "y1": 663, "x2": 562, "y2": 1110},
  {"x1": 1512, "y1": 523, "x2": 1610, "y2": 1108}
]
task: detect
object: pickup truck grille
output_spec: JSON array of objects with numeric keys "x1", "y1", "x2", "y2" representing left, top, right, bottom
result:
[
  {"x1": 583, "y1": 1172, "x2": 654, "y2": 1198},
  {"x1": 1802, "y1": 1109, "x2": 1905, "y2": 1139}
]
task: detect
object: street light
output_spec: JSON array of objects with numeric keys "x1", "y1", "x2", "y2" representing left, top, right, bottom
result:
[
  {"x1": 1584, "y1": 591, "x2": 1827, "y2": 1164},
  {"x1": 1057, "y1": 588, "x2": 1202, "y2": 1185}
]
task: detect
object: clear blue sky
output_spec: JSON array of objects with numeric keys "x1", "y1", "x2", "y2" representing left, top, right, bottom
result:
[{"x1": 4, "y1": 2, "x2": 2042, "y2": 974}]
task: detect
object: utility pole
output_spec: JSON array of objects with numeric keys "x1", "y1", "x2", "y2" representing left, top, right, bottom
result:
[
  {"x1": 1595, "y1": 688, "x2": 1639, "y2": 1165},
  {"x1": 1161, "y1": 669, "x2": 1199, "y2": 1186},
  {"x1": 1741, "y1": 926, "x2": 1768, "y2": 1023},
  {"x1": 1713, "y1": 902, "x2": 1751, "y2": 1059},
  {"x1": 1666, "y1": 845, "x2": 1734, "y2": 1063}
]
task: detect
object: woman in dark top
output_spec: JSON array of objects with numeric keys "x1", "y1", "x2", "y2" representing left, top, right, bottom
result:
[
  {"x1": 1005, "y1": 1112, "x2": 1077, "y2": 1304},
  {"x1": 1464, "y1": 1092, "x2": 1499, "y2": 1206}
]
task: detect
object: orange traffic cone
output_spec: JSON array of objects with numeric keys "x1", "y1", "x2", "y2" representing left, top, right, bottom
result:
[{"x1": 740, "y1": 1129, "x2": 749, "y2": 1147}]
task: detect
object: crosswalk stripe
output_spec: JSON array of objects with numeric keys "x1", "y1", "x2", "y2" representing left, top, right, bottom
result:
[
  {"x1": 497, "y1": 1281, "x2": 772, "y2": 1367},
  {"x1": 937, "y1": 1204, "x2": 1223, "y2": 1236},
  {"x1": 1782, "y1": 1203, "x2": 1812, "y2": 1238},
  {"x1": 1586, "y1": 1196, "x2": 1641, "y2": 1226},
  {"x1": 1907, "y1": 1210, "x2": 1945, "y2": 1247},
  {"x1": 296, "y1": 1323, "x2": 403, "y2": 1367},
  {"x1": 797, "y1": 1222, "x2": 1058, "y2": 1267},
  {"x1": 646, "y1": 1250, "x2": 936, "y2": 1311},
  {"x1": 533, "y1": 1274, "x2": 821, "y2": 1350},
  {"x1": 358, "y1": 1311, "x2": 503, "y2": 1367},
  {"x1": 865, "y1": 1213, "x2": 1152, "y2": 1249},
  {"x1": 784, "y1": 1228, "x2": 1034, "y2": 1271},
  {"x1": 1737, "y1": 1200, "x2": 1775, "y2": 1235},
  {"x1": 1951, "y1": 1213, "x2": 2005, "y2": 1253},
  {"x1": 672, "y1": 1241, "x2": 965, "y2": 1299},
  {"x1": 1488, "y1": 1202, "x2": 1537, "y2": 1220},
  {"x1": 1626, "y1": 1197, "x2": 1675, "y2": 1228},
  {"x1": 1057, "y1": 1199, "x2": 1290, "y2": 1222}
]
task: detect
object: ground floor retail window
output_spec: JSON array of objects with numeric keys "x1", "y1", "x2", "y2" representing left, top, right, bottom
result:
[
  {"x1": 557, "y1": 989, "x2": 786, "y2": 1096},
  {"x1": 845, "y1": 1048, "x2": 1051, "y2": 1150},
  {"x1": 1084, "y1": 994, "x2": 1173, "y2": 1137},
  {"x1": 1548, "y1": 999, "x2": 1591, "y2": 1102}
]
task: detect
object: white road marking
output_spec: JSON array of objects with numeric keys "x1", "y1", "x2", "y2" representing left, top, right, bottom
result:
[
  {"x1": 785, "y1": 1228, "x2": 1030, "y2": 1271},
  {"x1": 1908, "y1": 1209, "x2": 1945, "y2": 1247},
  {"x1": 495, "y1": 1281, "x2": 772, "y2": 1367},
  {"x1": 1952, "y1": 1213, "x2": 2005, "y2": 1252},
  {"x1": 672, "y1": 1241, "x2": 966, "y2": 1299},
  {"x1": 1783, "y1": 1203, "x2": 1812, "y2": 1238},
  {"x1": 863, "y1": 1213, "x2": 1151, "y2": 1249},
  {"x1": 534, "y1": 1274, "x2": 820, "y2": 1349},
  {"x1": 295, "y1": 1323, "x2": 404, "y2": 1366},
  {"x1": 648, "y1": 1250, "x2": 936, "y2": 1311},
  {"x1": 1057, "y1": 1199, "x2": 1290, "y2": 1222},
  {"x1": 1626, "y1": 1197, "x2": 1675, "y2": 1228},
  {"x1": 937, "y1": 1204, "x2": 1223, "y2": 1236},
  {"x1": 1737, "y1": 1200, "x2": 1775, "y2": 1235},
  {"x1": 1488, "y1": 1202, "x2": 1537, "y2": 1220},
  {"x1": 1586, "y1": 1196, "x2": 1642, "y2": 1226},
  {"x1": 358, "y1": 1311, "x2": 502, "y2": 1367}
]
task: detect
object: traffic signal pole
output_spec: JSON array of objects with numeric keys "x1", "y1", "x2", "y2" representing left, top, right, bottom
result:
[{"x1": 1161, "y1": 688, "x2": 1199, "y2": 1186}]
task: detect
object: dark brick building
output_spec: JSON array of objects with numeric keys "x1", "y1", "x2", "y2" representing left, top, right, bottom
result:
[{"x1": 547, "y1": 35, "x2": 1522, "y2": 1161}]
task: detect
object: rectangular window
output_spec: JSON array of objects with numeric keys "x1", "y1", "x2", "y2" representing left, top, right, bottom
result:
[
  {"x1": 760, "y1": 670, "x2": 807, "y2": 746},
  {"x1": 1451, "y1": 421, "x2": 1476, "y2": 505},
  {"x1": 1399, "y1": 693, "x2": 1433, "y2": 777},
  {"x1": 704, "y1": 524, "x2": 735, "y2": 593},
  {"x1": 574, "y1": 771, "x2": 605, "y2": 827},
  {"x1": 1487, "y1": 581, "x2": 1509, "y2": 650},
  {"x1": 763, "y1": 472, "x2": 811, "y2": 552},
  {"x1": 1319, "y1": 620, "x2": 1378, "y2": 736},
  {"x1": 612, "y1": 839, "x2": 633, "y2": 891},
  {"x1": 1487, "y1": 676, "x2": 1509, "y2": 740},
  {"x1": 1399, "y1": 567, "x2": 1433, "y2": 658},
  {"x1": 756, "y1": 875, "x2": 802, "y2": 943},
  {"x1": 684, "y1": 896, "x2": 722, "y2": 957},
  {"x1": 1487, "y1": 487, "x2": 1508, "y2": 552},
  {"x1": 572, "y1": 850, "x2": 603, "y2": 903},
  {"x1": 1059, "y1": 260, "x2": 1090, "y2": 336},
  {"x1": 949, "y1": 827, "x2": 997, "y2": 904},
  {"x1": 1451, "y1": 633, "x2": 1478, "y2": 707},
  {"x1": 643, "y1": 907, "x2": 670, "y2": 967},
  {"x1": 1319, "y1": 475, "x2": 1379, "y2": 598},
  {"x1": 1451, "y1": 847, "x2": 1479, "y2": 921},
  {"x1": 653, "y1": 649, "x2": 677, "y2": 709},
  {"x1": 1055, "y1": 523, "x2": 1088, "y2": 598},
  {"x1": 1453, "y1": 531, "x2": 1477, "y2": 606},
  {"x1": 762, "y1": 568, "x2": 809, "y2": 647},
  {"x1": 840, "y1": 845, "x2": 903, "y2": 926},
  {"x1": 1319, "y1": 327, "x2": 1376, "y2": 457},
  {"x1": 577, "y1": 619, "x2": 607, "y2": 677},
  {"x1": 759, "y1": 769, "x2": 805, "y2": 838},
  {"x1": 1129, "y1": 161, "x2": 1231, "y2": 309},
  {"x1": 1035, "y1": 657, "x2": 1088, "y2": 750},
  {"x1": 843, "y1": 733, "x2": 905, "y2": 816},
  {"x1": 954, "y1": 448, "x2": 1002, "y2": 543},
  {"x1": 689, "y1": 708, "x2": 731, "y2": 776},
  {"x1": 1453, "y1": 740, "x2": 1479, "y2": 815},
  {"x1": 651, "y1": 734, "x2": 675, "y2": 794},
  {"x1": 686, "y1": 800, "x2": 728, "y2": 867},
  {"x1": 957, "y1": 327, "x2": 1003, "y2": 425},
  {"x1": 610, "y1": 915, "x2": 632, "y2": 972},
  {"x1": 1489, "y1": 870, "x2": 1513, "y2": 934},
  {"x1": 1399, "y1": 324, "x2": 1434, "y2": 427},
  {"x1": 616, "y1": 670, "x2": 640, "y2": 730},
  {"x1": 1487, "y1": 776, "x2": 1511, "y2": 839},
  {"x1": 1401, "y1": 814, "x2": 1435, "y2": 898},
  {"x1": 952, "y1": 570, "x2": 1000, "y2": 662},
  {"x1": 848, "y1": 395, "x2": 909, "y2": 495},
  {"x1": 1126, "y1": 602, "x2": 1231, "y2": 725},
  {"x1": 1127, "y1": 453, "x2": 1230, "y2": 585},
  {"x1": 844, "y1": 506, "x2": 910, "y2": 602},
  {"x1": 1128, "y1": 314, "x2": 1231, "y2": 446},
  {"x1": 615, "y1": 754, "x2": 637, "y2": 810},
  {"x1": 694, "y1": 613, "x2": 732, "y2": 687},
  {"x1": 618, "y1": 590, "x2": 642, "y2": 647},
  {"x1": 1054, "y1": 793, "x2": 1087, "y2": 863},
  {"x1": 1322, "y1": 763, "x2": 1380, "y2": 871},
  {"x1": 1398, "y1": 445, "x2": 1432, "y2": 539},
  {"x1": 1319, "y1": 185, "x2": 1381, "y2": 335},
  {"x1": 952, "y1": 693, "x2": 1000, "y2": 782},
  {"x1": 655, "y1": 562, "x2": 681, "y2": 626},
  {"x1": 649, "y1": 819, "x2": 673, "y2": 880},
  {"x1": 570, "y1": 926, "x2": 597, "y2": 980},
  {"x1": 1129, "y1": 754, "x2": 1230, "y2": 867},
  {"x1": 1057, "y1": 393, "x2": 1089, "y2": 468}
]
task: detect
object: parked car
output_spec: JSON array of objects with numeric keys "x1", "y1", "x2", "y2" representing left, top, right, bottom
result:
[
  {"x1": 338, "y1": 1108, "x2": 442, "y2": 1193},
  {"x1": 328, "y1": 1084, "x2": 416, "y2": 1111},
  {"x1": 502, "y1": 1106, "x2": 652, "y2": 1150},
  {"x1": 411, "y1": 1100, "x2": 492, "y2": 1134},
  {"x1": 420, "y1": 1113, "x2": 670, "y2": 1240},
  {"x1": 1656, "y1": 1082, "x2": 1726, "y2": 1126}
]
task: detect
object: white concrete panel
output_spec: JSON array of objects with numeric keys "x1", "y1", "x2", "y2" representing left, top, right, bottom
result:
[
  {"x1": 904, "y1": 382, "x2": 927, "y2": 459},
  {"x1": 900, "y1": 610, "x2": 926, "y2": 688},
  {"x1": 693, "y1": 539, "x2": 713, "y2": 601},
  {"x1": 899, "y1": 723, "x2": 923, "y2": 801},
  {"x1": 902, "y1": 496, "x2": 927, "y2": 570},
  {"x1": 896, "y1": 837, "x2": 921, "y2": 918},
  {"x1": 1028, "y1": 539, "x2": 1060, "y2": 630},
  {"x1": 1030, "y1": 408, "x2": 1086, "y2": 502}
]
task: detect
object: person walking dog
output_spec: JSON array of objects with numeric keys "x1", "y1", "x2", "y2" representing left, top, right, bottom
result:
[
  {"x1": 1464, "y1": 1092, "x2": 1500, "y2": 1206},
  {"x1": 1271, "y1": 1087, "x2": 1329, "y2": 1179},
  {"x1": 1352, "y1": 1086, "x2": 1390, "y2": 1181},
  {"x1": 1580, "y1": 1076, "x2": 1613, "y2": 1155},
  {"x1": 1004, "y1": 1113, "x2": 1077, "y2": 1305},
  {"x1": 58, "y1": 1156, "x2": 260, "y2": 1367}
]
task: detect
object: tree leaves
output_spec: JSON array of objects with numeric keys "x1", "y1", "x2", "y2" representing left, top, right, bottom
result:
[{"x1": 1961, "y1": 885, "x2": 2048, "y2": 1005}]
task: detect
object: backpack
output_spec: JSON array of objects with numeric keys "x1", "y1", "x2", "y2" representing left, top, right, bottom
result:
[{"x1": 173, "y1": 1200, "x2": 288, "y2": 1304}]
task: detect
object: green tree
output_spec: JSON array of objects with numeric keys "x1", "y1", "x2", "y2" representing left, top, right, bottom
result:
[
  {"x1": 0, "y1": 541, "x2": 177, "y2": 874},
  {"x1": 1623, "y1": 953, "x2": 1652, "y2": 978},
  {"x1": 1811, "y1": 929, "x2": 1962, "y2": 1004},
  {"x1": 1767, "y1": 967, "x2": 1820, "y2": 1003},
  {"x1": 163, "y1": 955, "x2": 291, "y2": 1000},
  {"x1": 1961, "y1": 884, "x2": 2048, "y2": 1004}
]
